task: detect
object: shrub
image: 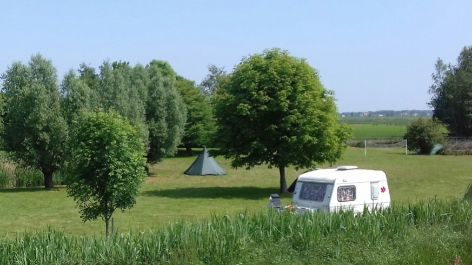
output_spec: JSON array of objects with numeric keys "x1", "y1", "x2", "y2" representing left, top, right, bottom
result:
[{"x1": 404, "y1": 118, "x2": 445, "y2": 154}]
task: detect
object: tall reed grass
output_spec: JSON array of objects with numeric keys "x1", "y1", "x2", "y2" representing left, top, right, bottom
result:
[
  {"x1": 0, "y1": 153, "x2": 69, "y2": 188},
  {"x1": 1, "y1": 199, "x2": 472, "y2": 264}
]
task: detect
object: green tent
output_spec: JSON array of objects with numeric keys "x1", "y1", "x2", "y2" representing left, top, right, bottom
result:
[{"x1": 184, "y1": 147, "x2": 226, "y2": 175}]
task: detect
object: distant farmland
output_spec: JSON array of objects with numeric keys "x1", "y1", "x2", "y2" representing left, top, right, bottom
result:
[
  {"x1": 339, "y1": 116, "x2": 427, "y2": 140},
  {"x1": 349, "y1": 124, "x2": 406, "y2": 140},
  {"x1": 339, "y1": 116, "x2": 429, "y2": 126}
]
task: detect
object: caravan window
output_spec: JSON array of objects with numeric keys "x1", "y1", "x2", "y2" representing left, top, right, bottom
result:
[
  {"x1": 337, "y1": 186, "x2": 356, "y2": 202},
  {"x1": 299, "y1": 182, "x2": 327, "y2": 201}
]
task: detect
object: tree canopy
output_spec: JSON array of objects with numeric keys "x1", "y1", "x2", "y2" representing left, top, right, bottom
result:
[
  {"x1": 200, "y1": 64, "x2": 230, "y2": 96},
  {"x1": 72, "y1": 59, "x2": 187, "y2": 163},
  {"x1": 429, "y1": 46, "x2": 472, "y2": 136},
  {"x1": 1, "y1": 54, "x2": 69, "y2": 188},
  {"x1": 67, "y1": 109, "x2": 147, "y2": 237},
  {"x1": 145, "y1": 62, "x2": 186, "y2": 163},
  {"x1": 175, "y1": 76, "x2": 215, "y2": 155},
  {"x1": 213, "y1": 48, "x2": 352, "y2": 193}
]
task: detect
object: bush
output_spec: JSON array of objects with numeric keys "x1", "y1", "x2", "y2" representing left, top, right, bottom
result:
[{"x1": 404, "y1": 118, "x2": 445, "y2": 154}]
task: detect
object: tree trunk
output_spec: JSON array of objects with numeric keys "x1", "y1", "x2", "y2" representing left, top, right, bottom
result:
[
  {"x1": 106, "y1": 217, "x2": 109, "y2": 238},
  {"x1": 43, "y1": 171, "x2": 54, "y2": 189},
  {"x1": 186, "y1": 146, "x2": 193, "y2": 156},
  {"x1": 279, "y1": 166, "x2": 288, "y2": 194}
]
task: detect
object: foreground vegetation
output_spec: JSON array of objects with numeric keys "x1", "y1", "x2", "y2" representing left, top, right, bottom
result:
[{"x1": 1, "y1": 199, "x2": 472, "y2": 264}]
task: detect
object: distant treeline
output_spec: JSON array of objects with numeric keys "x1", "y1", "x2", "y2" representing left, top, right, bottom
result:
[{"x1": 339, "y1": 110, "x2": 432, "y2": 117}]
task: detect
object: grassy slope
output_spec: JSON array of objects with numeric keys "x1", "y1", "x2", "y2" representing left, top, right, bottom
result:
[{"x1": 0, "y1": 147, "x2": 471, "y2": 236}]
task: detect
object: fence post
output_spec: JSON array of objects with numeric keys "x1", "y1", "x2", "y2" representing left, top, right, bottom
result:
[
  {"x1": 405, "y1": 139, "x2": 407, "y2": 155},
  {"x1": 365, "y1": 140, "x2": 367, "y2": 157}
]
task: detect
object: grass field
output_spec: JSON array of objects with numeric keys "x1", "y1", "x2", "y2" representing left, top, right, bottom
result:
[
  {"x1": 1, "y1": 147, "x2": 472, "y2": 237},
  {"x1": 350, "y1": 124, "x2": 407, "y2": 140},
  {"x1": 340, "y1": 116, "x2": 412, "y2": 140},
  {"x1": 339, "y1": 116, "x2": 428, "y2": 125}
]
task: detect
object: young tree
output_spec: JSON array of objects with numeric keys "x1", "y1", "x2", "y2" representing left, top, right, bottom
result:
[
  {"x1": 213, "y1": 48, "x2": 352, "y2": 193},
  {"x1": 67, "y1": 109, "x2": 146, "y2": 237},
  {"x1": 175, "y1": 76, "x2": 215, "y2": 155},
  {"x1": 1, "y1": 54, "x2": 68, "y2": 188},
  {"x1": 404, "y1": 117, "x2": 445, "y2": 154}
]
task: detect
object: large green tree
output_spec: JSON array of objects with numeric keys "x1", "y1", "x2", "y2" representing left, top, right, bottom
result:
[
  {"x1": 67, "y1": 109, "x2": 146, "y2": 237},
  {"x1": 429, "y1": 46, "x2": 472, "y2": 136},
  {"x1": 175, "y1": 76, "x2": 215, "y2": 155},
  {"x1": 1, "y1": 54, "x2": 68, "y2": 188},
  {"x1": 213, "y1": 49, "x2": 352, "y2": 193},
  {"x1": 145, "y1": 62, "x2": 186, "y2": 163}
]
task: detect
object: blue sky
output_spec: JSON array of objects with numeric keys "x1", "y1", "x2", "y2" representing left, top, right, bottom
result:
[{"x1": 1, "y1": 1, "x2": 471, "y2": 112}]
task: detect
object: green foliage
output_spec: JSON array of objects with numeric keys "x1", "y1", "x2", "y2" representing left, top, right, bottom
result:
[
  {"x1": 148, "y1": 60, "x2": 177, "y2": 80},
  {"x1": 145, "y1": 62, "x2": 186, "y2": 163},
  {"x1": 67, "y1": 109, "x2": 147, "y2": 236},
  {"x1": 60, "y1": 70, "x2": 94, "y2": 126},
  {"x1": 1, "y1": 54, "x2": 69, "y2": 188},
  {"x1": 429, "y1": 46, "x2": 472, "y2": 136},
  {"x1": 200, "y1": 64, "x2": 230, "y2": 95},
  {"x1": 1, "y1": 200, "x2": 472, "y2": 264},
  {"x1": 96, "y1": 61, "x2": 147, "y2": 127},
  {"x1": 404, "y1": 117, "x2": 446, "y2": 154},
  {"x1": 213, "y1": 48, "x2": 352, "y2": 193},
  {"x1": 175, "y1": 76, "x2": 215, "y2": 153},
  {"x1": 77, "y1": 63, "x2": 98, "y2": 90}
]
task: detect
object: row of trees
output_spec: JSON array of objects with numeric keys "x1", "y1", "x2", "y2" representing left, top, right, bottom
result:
[
  {"x1": 0, "y1": 55, "x2": 219, "y2": 188},
  {"x1": 1, "y1": 49, "x2": 353, "y2": 235},
  {"x1": 1, "y1": 49, "x2": 352, "y2": 195}
]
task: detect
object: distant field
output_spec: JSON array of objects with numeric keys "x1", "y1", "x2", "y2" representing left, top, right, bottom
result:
[
  {"x1": 339, "y1": 116, "x2": 429, "y2": 126},
  {"x1": 339, "y1": 116, "x2": 431, "y2": 140},
  {"x1": 350, "y1": 124, "x2": 406, "y2": 140}
]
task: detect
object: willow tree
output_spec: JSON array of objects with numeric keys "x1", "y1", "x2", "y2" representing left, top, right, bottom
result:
[
  {"x1": 1, "y1": 54, "x2": 68, "y2": 188},
  {"x1": 213, "y1": 49, "x2": 352, "y2": 194},
  {"x1": 145, "y1": 62, "x2": 186, "y2": 163}
]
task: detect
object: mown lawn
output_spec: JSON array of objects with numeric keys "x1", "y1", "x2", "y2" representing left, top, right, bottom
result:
[{"x1": 0, "y1": 147, "x2": 471, "y2": 236}]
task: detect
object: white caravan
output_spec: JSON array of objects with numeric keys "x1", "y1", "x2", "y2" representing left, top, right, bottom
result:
[{"x1": 290, "y1": 166, "x2": 391, "y2": 214}]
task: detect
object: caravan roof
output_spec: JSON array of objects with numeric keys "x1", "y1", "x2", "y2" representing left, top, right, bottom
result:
[{"x1": 297, "y1": 166, "x2": 386, "y2": 184}]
